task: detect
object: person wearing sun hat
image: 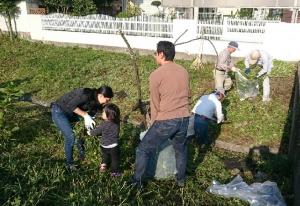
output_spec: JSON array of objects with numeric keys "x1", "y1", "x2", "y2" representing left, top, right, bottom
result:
[
  {"x1": 244, "y1": 49, "x2": 273, "y2": 102},
  {"x1": 214, "y1": 41, "x2": 240, "y2": 92}
]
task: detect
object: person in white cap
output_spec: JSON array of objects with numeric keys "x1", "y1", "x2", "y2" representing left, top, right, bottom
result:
[
  {"x1": 214, "y1": 41, "x2": 240, "y2": 92},
  {"x1": 244, "y1": 50, "x2": 273, "y2": 102},
  {"x1": 191, "y1": 88, "x2": 225, "y2": 146}
]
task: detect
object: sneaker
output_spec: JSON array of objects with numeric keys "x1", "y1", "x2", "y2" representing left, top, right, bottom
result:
[
  {"x1": 176, "y1": 179, "x2": 185, "y2": 187},
  {"x1": 99, "y1": 163, "x2": 107, "y2": 172},
  {"x1": 110, "y1": 172, "x2": 122, "y2": 177},
  {"x1": 200, "y1": 144, "x2": 208, "y2": 149},
  {"x1": 66, "y1": 164, "x2": 79, "y2": 172},
  {"x1": 127, "y1": 177, "x2": 143, "y2": 189}
]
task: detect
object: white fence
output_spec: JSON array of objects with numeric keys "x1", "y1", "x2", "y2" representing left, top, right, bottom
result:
[
  {"x1": 41, "y1": 13, "x2": 173, "y2": 38},
  {"x1": 41, "y1": 14, "x2": 280, "y2": 43},
  {"x1": 197, "y1": 17, "x2": 280, "y2": 42}
]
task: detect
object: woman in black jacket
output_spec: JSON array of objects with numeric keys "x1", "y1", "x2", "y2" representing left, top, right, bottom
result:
[{"x1": 51, "y1": 85, "x2": 114, "y2": 171}]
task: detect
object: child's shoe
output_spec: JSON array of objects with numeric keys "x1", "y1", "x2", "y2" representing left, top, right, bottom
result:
[
  {"x1": 99, "y1": 163, "x2": 107, "y2": 172},
  {"x1": 110, "y1": 172, "x2": 121, "y2": 177}
]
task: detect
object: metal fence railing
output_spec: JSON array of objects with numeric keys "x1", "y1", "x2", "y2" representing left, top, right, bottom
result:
[
  {"x1": 41, "y1": 13, "x2": 173, "y2": 38},
  {"x1": 197, "y1": 17, "x2": 280, "y2": 42},
  {"x1": 41, "y1": 14, "x2": 281, "y2": 42}
]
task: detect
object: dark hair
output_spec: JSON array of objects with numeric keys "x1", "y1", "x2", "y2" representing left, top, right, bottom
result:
[
  {"x1": 103, "y1": 103, "x2": 120, "y2": 124},
  {"x1": 157, "y1": 41, "x2": 175, "y2": 61},
  {"x1": 96, "y1": 85, "x2": 114, "y2": 98}
]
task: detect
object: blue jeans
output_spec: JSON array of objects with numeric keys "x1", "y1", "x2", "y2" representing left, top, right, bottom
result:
[
  {"x1": 134, "y1": 117, "x2": 189, "y2": 182},
  {"x1": 194, "y1": 114, "x2": 209, "y2": 144},
  {"x1": 51, "y1": 104, "x2": 85, "y2": 165}
]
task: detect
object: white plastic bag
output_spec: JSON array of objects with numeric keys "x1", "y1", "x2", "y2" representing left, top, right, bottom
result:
[
  {"x1": 207, "y1": 175, "x2": 286, "y2": 206},
  {"x1": 139, "y1": 130, "x2": 176, "y2": 179}
]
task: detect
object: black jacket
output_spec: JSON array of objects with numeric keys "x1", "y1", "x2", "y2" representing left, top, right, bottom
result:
[
  {"x1": 54, "y1": 88, "x2": 102, "y2": 117},
  {"x1": 90, "y1": 121, "x2": 120, "y2": 146}
]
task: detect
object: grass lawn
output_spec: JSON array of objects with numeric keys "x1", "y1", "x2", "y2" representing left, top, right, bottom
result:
[{"x1": 0, "y1": 37, "x2": 295, "y2": 205}]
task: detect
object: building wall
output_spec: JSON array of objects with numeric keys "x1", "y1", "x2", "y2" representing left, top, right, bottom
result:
[{"x1": 136, "y1": 0, "x2": 160, "y2": 15}]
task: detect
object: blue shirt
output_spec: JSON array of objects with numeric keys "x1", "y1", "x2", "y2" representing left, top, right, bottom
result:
[{"x1": 192, "y1": 93, "x2": 224, "y2": 123}]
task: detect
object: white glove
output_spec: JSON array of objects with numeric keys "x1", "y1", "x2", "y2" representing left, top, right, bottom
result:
[
  {"x1": 83, "y1": 114, "x2": 95, "y2": 130},
  {"x1": 231, "y1": 67, "x2": 239, "y2": 72}
]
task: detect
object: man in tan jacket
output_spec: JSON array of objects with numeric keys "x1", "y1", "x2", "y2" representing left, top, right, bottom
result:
[
  {"x1": 214, "y1": 41, "x2": 239, "y2": 91},
  {"x1": 130, "y1": 41, "x2": 190, "y2": 188}
]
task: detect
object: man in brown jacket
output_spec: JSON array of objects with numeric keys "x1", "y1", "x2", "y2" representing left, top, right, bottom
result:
[
  {"x1": 214, "y1": 41, "x2": 239, "y2": 91},
  {"x1": 130, "y1": 41, "x2": 190, "y2": 188}
]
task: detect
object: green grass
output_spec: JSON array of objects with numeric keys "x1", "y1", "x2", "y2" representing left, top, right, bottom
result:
[{"x1": 0, "y1": 37, "x2": 294, "y2": 205}]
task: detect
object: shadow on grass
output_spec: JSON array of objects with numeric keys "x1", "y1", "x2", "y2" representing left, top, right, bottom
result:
[
  {"x1": 3, "y1": 104, "x2": 54, "y2": 152},
  {"x1": 119, "y1": 123, "x2": 141, "y2": 171},
  {"x1": 0, "y1": 78, "x2": 32, "y2": 88}
]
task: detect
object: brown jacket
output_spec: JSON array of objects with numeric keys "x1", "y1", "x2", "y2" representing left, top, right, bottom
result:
[{"x1": 149, "y1": 62, "x2": 190, "y2": 122}]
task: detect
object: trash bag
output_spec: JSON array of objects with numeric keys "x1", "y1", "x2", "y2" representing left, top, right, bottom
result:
[
  {"x1": 235, "y1": 71, "x2": 259, "y2": 101},
  {"x1": 154, "y1": 139, "x2": 177, "y2": 179},
  {"x1": 139, "y1": 130, "x2": 176, "y2": 179},
  {"x1": 207, "y1": 175, "x2": 286, "y2": 206},
  {"x1": 186, "y1": 115, "x2": 195, "y2": 137}
]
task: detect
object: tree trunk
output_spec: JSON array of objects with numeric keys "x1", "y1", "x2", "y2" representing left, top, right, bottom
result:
[
  {"x1": 6, "y1": 11, "x2": 14, "y2": 40},
  {"x1": 13, "y1": 16, "x2": 18, "y2": 38},
  {"x1": 119, "y1": 29, "x2": 148, "y2": 128}
]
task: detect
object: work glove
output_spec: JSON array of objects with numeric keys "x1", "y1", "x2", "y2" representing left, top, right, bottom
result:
[
  {"x1": 83, "y1": 114, "x2": 95, "y2": 130},
  {"x1": 244, "y1": 68, "x2": 251, "y2": 75},
  {"x1": 231, "y1": 67, "x2": 239, "y2": 72}
]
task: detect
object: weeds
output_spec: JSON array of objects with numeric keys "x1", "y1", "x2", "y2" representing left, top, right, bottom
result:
[{"x1": 0, "y1": 37, "x2": 294, "y2": 205}]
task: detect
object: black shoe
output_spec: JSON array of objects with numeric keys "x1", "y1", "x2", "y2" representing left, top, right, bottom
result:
[
  {"x1": 66, "y1": 164, "x2": 79, "y2": 172},
  {"x1": 176, "y1": 180, "x2": 185, "y2": 187},
  {"x1": 127, "y1": 177, "x2": 143, "y2": 189}
]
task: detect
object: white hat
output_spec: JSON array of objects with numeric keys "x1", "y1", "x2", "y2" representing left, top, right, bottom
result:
[{"x1": 249, "y1": 50, "x2": 261, "y2": 65}]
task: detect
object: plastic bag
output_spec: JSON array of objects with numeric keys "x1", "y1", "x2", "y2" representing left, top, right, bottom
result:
[
  {"x1": 154, "y1": 139, "x2": 177, "y2": 179},
  {"x1": 139, "y1": 130, "x2": 176, "y2": 179},
  {"x1": 207, "y1": 175, "x2": 286, "y2": 206},
  {"x1": 186, "y1": 115, "x2": 195, "y2": 137},
  {"x1": 235, "y1": 71, "x2": 259, "y2": 101}
]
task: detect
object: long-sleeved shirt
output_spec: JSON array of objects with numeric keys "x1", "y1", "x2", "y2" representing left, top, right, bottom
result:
[
  {"x1": 192, "y1": 93, "x2": 224, "y2": 123},
  {"x1": 245, "y1": 50, "x2": 273, "y2": 77},
  {"x1": 216, "y1": 49, "x2": 234, "y2": 72},
  {"x1": 54, "y1": 88, "x2": 102, "y2": 117},
  {"x1": 149, "y1": 62, "x2": 190, "y2": 122},
  {"x1": 89, "y1": 121, "x2": 119, "y2": 147}
]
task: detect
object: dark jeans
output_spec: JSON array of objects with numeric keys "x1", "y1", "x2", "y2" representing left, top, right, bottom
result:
[
  {"x1": 194, "y1": 114, "x2": 209, "y2": 145},
  {"x1": 134, "y1": 117, "x2": 189, "y2": 183},
  {"x1": 101, "y1": 146, "x2": 120, "y2": 173},
  {"x1": 51, "y1": 104, "x2": 85, "y2": 165}
]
